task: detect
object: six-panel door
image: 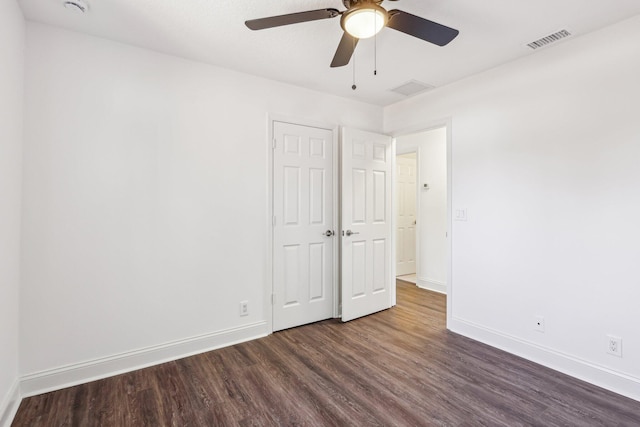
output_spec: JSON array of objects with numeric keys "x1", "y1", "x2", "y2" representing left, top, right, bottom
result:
[
  {"x1": 341, "y1": 128, "x2": 393, "y2": 322},
  {"x1": 396, "y1": 156, "x2": 417, "y2": 276},
  {"x1": 272, "y1": 121, "x2": 334, "y2": 331}
]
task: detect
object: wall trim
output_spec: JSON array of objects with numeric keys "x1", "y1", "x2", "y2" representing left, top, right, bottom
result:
[
  {"x1": 20, "y1": 321, "x2": 269, "y2": 398},
  {"x1": 416, "y1": 278, "x2": 447, "y2": 294},
  {"x1": 448, "y1": 316, "x2": 640, "y2": 402},
  {"x1": 0, "y1": 379, "x2": 20, "y2": 427}
]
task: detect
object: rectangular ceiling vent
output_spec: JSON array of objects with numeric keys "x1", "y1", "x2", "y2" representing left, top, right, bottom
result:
[
  {"x1": 390, "y1": 80, "x2": 435, "y2": 97},
  {"x1": 527, "y1": 29, "x2": 571, "y2": 50}
]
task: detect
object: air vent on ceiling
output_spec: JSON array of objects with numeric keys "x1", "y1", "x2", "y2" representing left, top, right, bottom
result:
[
  {"x1": 390, "y1": 80, "x2": 435, "y2": 97},
  {"x1": 527, "y1": 29, "x2": 571, "y2": 50}
]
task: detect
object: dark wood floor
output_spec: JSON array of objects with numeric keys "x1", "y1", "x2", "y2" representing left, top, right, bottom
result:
[{"x1": 13, "y1": 281, "x2": 640, "y2": 426}]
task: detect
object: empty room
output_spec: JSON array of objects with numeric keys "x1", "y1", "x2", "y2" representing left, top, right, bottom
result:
[{"x1": 1, "y1": 0, "x2": 640, "y2": 425}]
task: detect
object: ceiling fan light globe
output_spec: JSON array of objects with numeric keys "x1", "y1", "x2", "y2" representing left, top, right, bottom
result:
[{"x1": 342, "y1": 5, "x2": 387, "y2": 39}]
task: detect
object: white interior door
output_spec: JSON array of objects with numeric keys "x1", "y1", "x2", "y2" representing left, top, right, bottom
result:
[
  {"x1": 273, "y1": 121, "x2": 335, "y2": 331},
  {"x1": 341, "y1": 127, "x2": 393, "y2": 322},
  {"x1": 396, "y1": 155, "x2": 417, "y2": 276}
]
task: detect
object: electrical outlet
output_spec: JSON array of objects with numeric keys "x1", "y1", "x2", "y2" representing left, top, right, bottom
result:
[
  {"x1": 534, "y1": 315, "x2": 545, "y2": 332},
  {"x1": 240, "y1": 301, "x2": 249, "y2": 317},
  {"x1": 607, "y1": 335, "x2": 622, "y2": 357}
]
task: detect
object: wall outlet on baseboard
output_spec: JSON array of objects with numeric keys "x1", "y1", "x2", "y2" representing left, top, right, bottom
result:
[
  {"x1": 534, "y1": 315, "x2": 545, "y2": 332},
  {"x1": 240, "y1": 301, "x2": 249, "y2": 317},
  {"x1": 607, "y1": 335, "x2": 622, "y2": 357}
]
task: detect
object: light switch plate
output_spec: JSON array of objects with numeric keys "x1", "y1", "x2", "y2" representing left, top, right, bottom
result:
[{"x1": 455, "y1": 209, "x2": 468, "y2": 221}]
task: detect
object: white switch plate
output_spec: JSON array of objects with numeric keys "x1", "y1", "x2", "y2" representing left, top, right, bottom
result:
[{"x1": 455, "y1": 209, "x2": 468, "y2": 221}]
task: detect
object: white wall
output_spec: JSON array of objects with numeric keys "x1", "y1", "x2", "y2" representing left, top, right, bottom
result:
[
  {"x1": 397, "y1": 128, "x2": 447, "y2": 293},
  {"x1": 21, "y1": 23, "x2": 382, "y2": 393},
  {"x1": 385, "y1": 15, "x2": 640, "y2": 400},
  {"x1": 0, "y1": 0, "x2": 24, "y2": 424}
]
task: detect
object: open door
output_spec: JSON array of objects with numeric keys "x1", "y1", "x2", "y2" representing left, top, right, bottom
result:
[{"x1": 341, "y1": 128, "x2": 393, "y2": 322}]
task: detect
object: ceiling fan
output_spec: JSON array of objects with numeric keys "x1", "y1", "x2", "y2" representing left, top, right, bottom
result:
[{"x1": 245, "y1": 0, "x2": 459, "y2": 68}]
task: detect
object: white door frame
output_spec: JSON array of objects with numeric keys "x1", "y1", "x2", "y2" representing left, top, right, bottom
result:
[
  {"x1": 390, "y1": 118, "x2": 453, "y2": 327},
  {"x1": 266, "y1": 114, "x2": 340, "y2": 333}
]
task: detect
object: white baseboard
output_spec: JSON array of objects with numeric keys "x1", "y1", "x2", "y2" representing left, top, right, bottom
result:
[
  {"x1": 21, "y1": 321, "x2": 269, "y2": 398},
  {"x1": 449, "y1": 316, "x2": 640, "y2": 402},
  {"x1": 0, "y1": 379, "x2": 20, "y2": 427},
  {"x1": 416, "y1": 277, "x2": 447, "y2": 294}
]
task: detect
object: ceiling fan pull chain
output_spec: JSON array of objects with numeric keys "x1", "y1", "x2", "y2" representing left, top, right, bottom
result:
[
  {"x1": 352, "y1": 37, "x2": 357, "y2": 90},
  {"x1": 374, "y1": 12, "x2": 378, "y2": 76}
]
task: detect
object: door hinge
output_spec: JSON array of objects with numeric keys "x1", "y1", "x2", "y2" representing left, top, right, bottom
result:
[
  {"x1": 271, "y1": 294, "x2": 275, "y2": 305},
  {"x1": 272, "y1": 215, "x2": 276, "y2": 226},
  {"x1": 272, "y1": 139, "x2": 276, "y2": 149}
]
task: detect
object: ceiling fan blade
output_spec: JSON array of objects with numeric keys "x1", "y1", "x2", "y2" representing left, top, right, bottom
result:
[
  {"x1": 387, "y1": 10, "x2": 459, "y2": 46},
  {"x1": 330, "y1": 32, "x2": 359, "y2": 68},
  {"x1": 246, "y1": 8, "x2": 340, "y2": 30}
]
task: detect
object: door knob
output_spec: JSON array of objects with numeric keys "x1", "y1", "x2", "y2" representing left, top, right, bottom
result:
[
  {"x1": 345, "y1": 229, "x2": 360, "y2": 236},
  {"x1": 323, "y1": 230, "x2": 335, "y2": 237}
]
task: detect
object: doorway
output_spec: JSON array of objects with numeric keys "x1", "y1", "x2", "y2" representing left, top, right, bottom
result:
[
  {"x1": 396, "y1": 152, "x2": 417, "y2": 282},
  {"x1": 395, "y1": 127, "x2": 448, "y2": 295}
]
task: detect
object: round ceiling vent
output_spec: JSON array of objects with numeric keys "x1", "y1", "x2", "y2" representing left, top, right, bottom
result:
[{"x1": 63, "y1": 0, "x2": 88, "y2": 14}]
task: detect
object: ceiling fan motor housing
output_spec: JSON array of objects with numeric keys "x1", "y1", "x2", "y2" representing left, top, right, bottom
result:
[
  {"x1": 343, "y1": 0, "x2": 385, "y2": 7},
  {"x1": 341, "y1": 1, "x2": 389, "y2": 39}
]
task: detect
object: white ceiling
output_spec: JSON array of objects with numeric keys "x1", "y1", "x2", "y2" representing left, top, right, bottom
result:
[{"x1": 18, "y1": 0, "x2": 640, "y2": 106}]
